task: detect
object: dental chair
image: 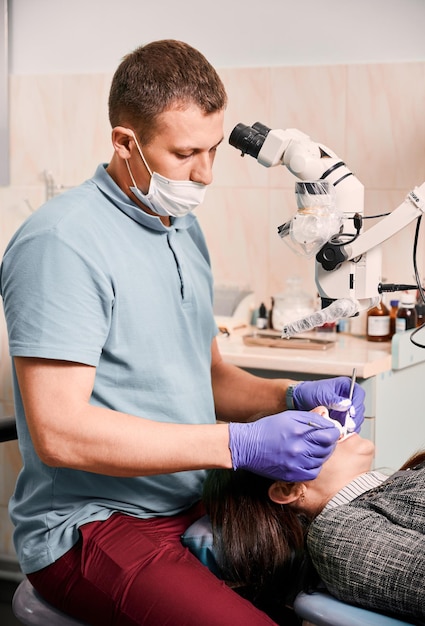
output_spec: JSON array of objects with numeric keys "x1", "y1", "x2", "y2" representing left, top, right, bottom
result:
[
  {"x1": 293, "y1": 591, "x2": 414, "y2": 626},
  {"x1": 1, "y1": 417, "x2": 87, "y2": 625},
  {"x1": 182, "y1": 515, "x2": 416, "y2": 626}
]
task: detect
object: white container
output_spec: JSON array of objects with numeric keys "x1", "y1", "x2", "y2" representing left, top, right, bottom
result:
[{"x1": 271, "y1": 277, "x2": 314, "y2": 332}]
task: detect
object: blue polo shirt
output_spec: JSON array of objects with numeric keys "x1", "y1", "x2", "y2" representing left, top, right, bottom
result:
[{"x1": 0, "y1": 164, "x2": 218, "y2": 574}]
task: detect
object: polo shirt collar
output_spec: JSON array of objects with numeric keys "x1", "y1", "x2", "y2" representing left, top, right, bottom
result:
[{"x1": 92, "y1": 164, "x2": 196, "y2": 232}]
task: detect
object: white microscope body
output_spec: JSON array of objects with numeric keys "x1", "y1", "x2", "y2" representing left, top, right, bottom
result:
[{"x1": 229, "y1": 122, "x2": 425, "y2": 335}]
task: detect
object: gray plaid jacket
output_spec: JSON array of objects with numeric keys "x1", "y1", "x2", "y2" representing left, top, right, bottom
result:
[{"x1": 307, "y1": 464, "x2": 425, "y2": 623}]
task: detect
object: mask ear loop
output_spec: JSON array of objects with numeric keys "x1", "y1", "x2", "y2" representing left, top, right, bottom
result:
[
  {"x1": 125, "y1": 159, "x2": 139, "y2": 189},
  {"x1": 130, "y1": 130, "x2": 154, "y2": 177}
]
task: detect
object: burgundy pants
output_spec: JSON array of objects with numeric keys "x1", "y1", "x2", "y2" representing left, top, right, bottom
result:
[{"x1": 28, "y1": 505, "x2": 277, "y2": 626}]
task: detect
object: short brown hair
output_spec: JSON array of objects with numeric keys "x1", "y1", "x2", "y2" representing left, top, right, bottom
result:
[{"x1": 108, "y1": 39, "x2": 227, "y2": 143}]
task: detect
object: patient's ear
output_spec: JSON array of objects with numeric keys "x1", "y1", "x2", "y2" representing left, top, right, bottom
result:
[{"x1": 268, "y1": 481, "x2": 305, "y2": 505}]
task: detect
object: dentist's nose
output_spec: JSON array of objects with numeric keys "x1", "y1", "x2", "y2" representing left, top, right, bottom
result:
[{"x1": 190, "y1": 154, "x2": 213, "y2": 185}]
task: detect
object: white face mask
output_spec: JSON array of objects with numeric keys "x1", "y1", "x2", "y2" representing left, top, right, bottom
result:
[{"x1": 125, "y1": 131, "x2": 207, "y2": 218}]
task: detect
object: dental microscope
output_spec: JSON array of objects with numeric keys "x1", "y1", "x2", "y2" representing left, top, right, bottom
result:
[{"x1": 229, "y1": 122, "x2": 425, "y2": 338}]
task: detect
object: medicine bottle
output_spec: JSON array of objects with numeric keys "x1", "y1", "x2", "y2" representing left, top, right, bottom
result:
[
  {"x1": 256, "y1": 302, "x2": 268, "y2": 330},
  {"x1": 366, "y1": 301, "x2": 391, "y2": 342},
  {"x1": 415, "y1": 302, "x2": 425, "y2": 328},
  {"x1": 389, "y1": 299, "x2": 399, "y2": 337},
  {"x1": 395, "y1": 293, "x2": 417, "y2": 333}
]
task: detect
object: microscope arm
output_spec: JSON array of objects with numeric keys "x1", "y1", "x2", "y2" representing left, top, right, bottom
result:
[
  {"x1": 341, "y1": 184, "x2": 425, "y2": 262},
  {"x1": 315, "y1": 181, "x2": 425, "y2": 307}
]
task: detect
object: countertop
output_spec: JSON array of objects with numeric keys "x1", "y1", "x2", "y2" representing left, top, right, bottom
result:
[{"x1": 217, "y1": 328, "x2": 392, "y2": 379}]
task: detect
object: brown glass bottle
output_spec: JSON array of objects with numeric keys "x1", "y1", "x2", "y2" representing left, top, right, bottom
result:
[
  {"x1": 366, "y1": 301, "x2": 391, "y2": 342},
  {"x1": 395, "y1": 293, "x2": 417, "y2": 333}
]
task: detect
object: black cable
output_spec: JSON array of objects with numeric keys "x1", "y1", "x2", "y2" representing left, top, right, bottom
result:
[
  {"x1": 413, "y1": 216, "x2": 425, "y2": 304},
  {"x1": 410, "y1": 323, "x2": 425, "y2": 348},
  {"x1": 409, "y1": 215, "x2": 425, "y2": 349},
  {"x1": 329, "y1": 211, "x2": 391, "y2": 247},
  {"x1": 329, "y1": 213, "x2": 363, "y2": 247},
  {"x1": 362, "y1": 213, "x2": 391, "y2": 219}
]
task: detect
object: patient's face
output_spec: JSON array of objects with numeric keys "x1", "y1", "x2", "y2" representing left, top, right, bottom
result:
[
  {"x1": 314, "y1": 429, "x2": 375, "y2": 491},
  {"x1": 308, "y1": 406, "x2": 375, "y2": 492},
  {"x1": 266, "y1": 407, "x2": 375, "y2": 513}
]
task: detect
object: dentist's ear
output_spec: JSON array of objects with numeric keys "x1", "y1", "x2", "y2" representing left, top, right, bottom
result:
[
  {"x1": 111, "y1": 127, "x2": 134, "y2": 158},
  {"x1": 268, "y1": 481, "x2": 305, "y2": 506}
]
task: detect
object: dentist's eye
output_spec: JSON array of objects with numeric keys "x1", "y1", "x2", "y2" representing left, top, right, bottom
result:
[{"x1": 176, "y1": 152, "x2": 194, "y2": 160}]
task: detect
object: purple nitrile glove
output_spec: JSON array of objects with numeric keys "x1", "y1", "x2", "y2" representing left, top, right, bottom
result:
[
  {"x1": 228, "y1": 410, "x2": 340, "y2": 482},
  {"x1": 292, "y1": 377, "x2": 365, "y2": 433}
]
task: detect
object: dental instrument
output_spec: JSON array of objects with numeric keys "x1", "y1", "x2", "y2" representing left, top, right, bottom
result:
[
  {"x1": 308, "y1": 369, "x2": 357, "y2": 439},
  {"x1": 344, "y1": 368, "x2": 357, "y2": 435},
  {"x1": 348, "y1": 367, "x2": 356, "y2": 403}
]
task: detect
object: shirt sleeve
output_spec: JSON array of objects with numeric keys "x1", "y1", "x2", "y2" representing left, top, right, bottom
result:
[{"x1": 1, "y1": 229, "x2": 113, "y2": 366}]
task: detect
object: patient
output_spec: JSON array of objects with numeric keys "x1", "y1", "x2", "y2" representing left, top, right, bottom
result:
[{"x1": 202, "y1": 407, "x2": 425, "y2": 624}]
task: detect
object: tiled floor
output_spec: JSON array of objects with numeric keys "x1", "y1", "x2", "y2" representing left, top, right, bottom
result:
[{"x1": 0, "y1": 579, "x2": 21, "y2": 625}]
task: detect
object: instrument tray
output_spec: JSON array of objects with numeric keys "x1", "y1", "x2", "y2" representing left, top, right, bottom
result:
[{"x1": 243, "y1": 331, "x2": 335, "y2": 350}]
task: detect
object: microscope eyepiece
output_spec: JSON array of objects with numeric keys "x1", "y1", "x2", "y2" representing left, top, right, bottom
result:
[{"x1": 229, "y1": 122, "x2": 271, "y2": 159}]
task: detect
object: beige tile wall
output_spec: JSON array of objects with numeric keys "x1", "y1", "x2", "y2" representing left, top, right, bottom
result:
[{"x1": 0, "y1": 61, "x2": 424, "y2": 557}]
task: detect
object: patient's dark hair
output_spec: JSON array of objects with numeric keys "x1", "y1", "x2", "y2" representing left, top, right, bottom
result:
[
  {"x1": 398, "y1": 450, "x2": 425, "y2": 470},
  {"x1": 202, "y1": 469, "x2": 311, "y2": 615}
]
